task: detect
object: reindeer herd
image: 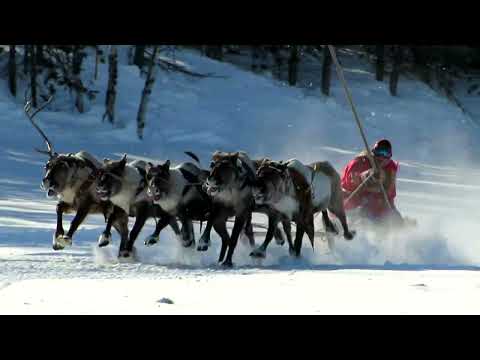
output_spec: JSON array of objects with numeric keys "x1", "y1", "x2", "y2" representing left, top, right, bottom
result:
[{"x1": 27, "y1": 98, "x2": 356, "y2": 267}]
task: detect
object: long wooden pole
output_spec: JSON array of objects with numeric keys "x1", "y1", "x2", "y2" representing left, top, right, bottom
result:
[{"x1": 327, "y1": 45, "x2": 392, "y2": 210}]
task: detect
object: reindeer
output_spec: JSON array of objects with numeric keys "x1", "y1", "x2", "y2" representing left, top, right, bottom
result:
[
  {"x1": 197, "y1": 156, "x2": 291, "y2": 256},
  {"x1": 144, "y1": 152, "x2": 212, "y2": 249},
  {"x1": 252, "y1": 158, "x2": 355, "y2": 258},
  {"x1": 24, "y1": 97, "x2": 129, "y2": 250},
  {"x1": 95, "y1": 155, "x2": 181, "y2": 258},
  {"x1": 199, "y1": 151, "x2": 261, "y2": 267}
]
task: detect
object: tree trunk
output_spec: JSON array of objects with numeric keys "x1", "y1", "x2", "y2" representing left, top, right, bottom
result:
[
  {"x1": 94, "y1": 46, "x2": 100, "y2": 80},
  {"x1": 389, "y1": 46, "x2": 402, "y2": 96},
  {"x1": 136, "y1": 46, "x2": 159, "y2": 139},
  {"x1": 215, "y1": 46, "x2": 223, "y2": 60},
  {"x1": 103, "y1": 46, "x2": 118, "y2": 124},
  {"x1": 134, "y1": 45, "x2": 146, "y2": 70},
  {"x1": 321, "y1": 46, "x2": 332, "y2": 96},
  {"x1": 23, "y1": 45, "x2": 29, "y2": 75},
  {"x1": 8, "y1": 45, "x2": 16, "y2": 97},
  {"x1": 206, "y1": 46, "x2": 223, "y2": 61},
  {"x1": 128, "y1": 45, "x2": 135, "y2": 65},
  {"x1": 269, "y1": 45, "x2": 283, "y2": 79},
  {"x1": 30, "y1": 45, "x2": 37, "y2": 108},
  {"x1": 288, "y1": 45, "x2": 299, "y2": 86},
  {"x1": 35, "y1": 45, "x2": 43, "y2": 66},
  {"x1": 72, "y1": 46, "x2": 85, "y2": 113},
  {"x1": 376, "y1": 45, "x2": 385, "y2": 81}
]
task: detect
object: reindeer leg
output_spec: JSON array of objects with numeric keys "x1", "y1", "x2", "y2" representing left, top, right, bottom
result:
[
  {"x1": 293, "y1": 223, "x2": 305, "y2": 258},
  {"x1": 250, "y1": 214, "x2": 279, "y2": 259},
  {"x1": 243, "y1": 211, "x2": 256, "y2": 248},
  {"x1": 322, "y1": 209, "x2": 338, "y2": 234},
  {"x1": 145, "y1": 214, "x2": 174, "y2": 247},
  {"x1": 213, "y1": 217, "x2": 230, "y2": 263},
  {"x1": 179, "y1": 217, "x2": 195, "y2": 248},
  {"x1": 53, "y1": 202, "x2": 68, "y2": 251},
  {"x1": 58, "y1": 202, "x2": 91, "y2": 248},
  {"x1": 113, "y1": 211, "x2": 131, "y2": 259},
  {"x1": 222, "y1": 212, "x2": 248, "y2": 267},
  {"x1": 198, "y1": 207, "x2": 218, "y2": 252},
  {"x1": 167, "y1": 218, "x2": 181, "y2": 238},
  {"x1": 98, "y1": 206, "x2": 121, "y2": 247},
  {"x1": 273, "y1": 225, "x2": 286, "y2": 246},
  {"x1": 127, "y1": 204, "x2": 149, "y2": 251},
  {"x1": 329, "y1": 208, "x2": 355, "y2": 240},
  {"x1": 282, "y1": 220, "x2": 295, "y2": 255}
]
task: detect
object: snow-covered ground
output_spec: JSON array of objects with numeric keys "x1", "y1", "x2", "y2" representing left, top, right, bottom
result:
[{"x1": 1, "y1": 46, "x2": 480, "y2": 314}]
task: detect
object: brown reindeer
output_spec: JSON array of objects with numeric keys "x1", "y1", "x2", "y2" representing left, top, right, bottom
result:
[
  {"x1": 252, "y1": 158, "x2": 355, "y2": 257},
  {"x1": 95, "y1": 155, "x2": 180, "y2": 259},
  {"x1": 24, "y1": 97, "x2": 129, "y2": 250}
]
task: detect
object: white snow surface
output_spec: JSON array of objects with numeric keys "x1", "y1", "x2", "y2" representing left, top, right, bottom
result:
[{"x1": 1, "y1": 46, "x2": 480, "y2": 314}]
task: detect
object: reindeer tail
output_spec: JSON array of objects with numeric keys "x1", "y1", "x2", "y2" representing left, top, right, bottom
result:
[{"x1": 185, "y1": 151, "x2": 201, "y2": 164}]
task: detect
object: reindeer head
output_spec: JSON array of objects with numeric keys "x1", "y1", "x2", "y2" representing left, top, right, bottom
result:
[
  {"x1": 145, "y1": 160, "x2": 171, "y2": 201},
  {"x1": 204, "y1": 151, "x2": 246, "y2": 196},
  {"x1": 253, "y1": 159, "x2": 289, "y2": 204},
  {"x1": 95, "y1": 155, "x2": 127, "y2": 201},
  {"x1": 41, "y1": 155, "x2": 84, "y2": 197},
  {"x1": 23, "y1": 95, "x2": 66, "y2": 197}
]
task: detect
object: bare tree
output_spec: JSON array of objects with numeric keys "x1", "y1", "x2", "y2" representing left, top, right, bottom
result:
[
  {"x1": 288, "y1": 45, "x2": 299, "y2": 86},
  {"x1": 389, "y1": 46, "x2": 402, "y2": 96},
  {"x1": 128, "y1": 45, "x2": 135, "y2": 65},
  {"x1": 376, "y1": 45, "x2": 385, "y2": 81},
  {"x1": 72, "y1": 46, "x2": 85, "y2": 113},
  {"x1": 94, "y1": 46, "x2": 100, "y2": 80},
  {"x1": 269, "y1": 45, "x2": 283, "y2": 79},
  {"x1": 23, "y1": 45, "x2": 29, "y2": 75},
  {"x1": 36, "y1": 45, "x2": 44, "y2": 66},
  {"x1": 205, "y1": 46, "x2": 223, "y2": 61},
  {"x1": 8, "y1": 45, "x2": 16, "y2": 97},
  {"x1": 134, "y1": 45, "x2": 146, "y2": 70},
  {"x1": 321, "y1": 46, "x2": 332, "y2": 96},
  {"x1": 137, "y1": 46, "x2": 159, "y2": 139},
  {"x1": 103, "y1": 46, "x2": 118, "y2": 124},
  {"x1": 30, "y1": 45, "x2": 37, "y2": 108}
]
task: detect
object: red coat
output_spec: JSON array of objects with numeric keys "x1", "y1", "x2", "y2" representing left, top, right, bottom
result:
[{"x1": 341, "y1": 155, "x2": 399, "y2": 218}]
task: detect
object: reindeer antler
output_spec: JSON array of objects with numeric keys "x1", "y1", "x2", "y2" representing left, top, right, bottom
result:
[{"x1": 24, "y1": 94, "x2": 55, "y2": 158}]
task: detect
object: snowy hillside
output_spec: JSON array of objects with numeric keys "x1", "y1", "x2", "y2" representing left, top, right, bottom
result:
[{"x1": 1, "y1": 46, "x2": 480, "y2": 314}]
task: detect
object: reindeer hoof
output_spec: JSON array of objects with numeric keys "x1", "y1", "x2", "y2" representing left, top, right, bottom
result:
[
  {"x1": 197, "y1": 244, "x2": 209, "y2": 252},
  {"x1": 221, "y1": 260, "x2": 233, "y2": 268},
  {"x1": 52, "y1": 242, "x2": 65, "y2": 251},
  {"x1": 118, "y1": 249, "x2": 137, "y2": 262},
  {"x1": 55, "y1": 235, "x2": 72, "y2": 247},
  {"x1": 182, "y1": 239, "x2": 195, "y2": 248},
  {"x1": 144, "y1": 235, "x2": 159, "y2": 247},
  {"x1": 98, "y1": 232, "x2": 112, "y2": 247},
  {"x1": 344, "y1": 230, "x2": 356, "y2": 241},
  {"x1": 197, "y1": 236, "x2": 210, "y2": 251},
  {"x1": 250, "y1": 248, "x2": 266, "y2": 259},
  {"x1": 290, "y1": 248, "x2": 301, "y2": 258}
]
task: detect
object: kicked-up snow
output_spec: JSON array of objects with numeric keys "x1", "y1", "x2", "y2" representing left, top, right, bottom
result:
[{"x1": 1, "y1": 46, "x2": 480, "y2": 314}]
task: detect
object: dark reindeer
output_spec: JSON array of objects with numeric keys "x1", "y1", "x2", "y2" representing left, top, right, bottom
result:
[
  {"x1": 197, "y1": 156, "x2": 290, "y2": 255},
  {"x1": 200, "y1": 151, "x2": 258, "y2": 267},
  {"x1": 95, "y1": 155, "x2": 180, "y2": 259},
  {"x1": 252, "y1": 158, "x2": 355, "y2": 257},
  {"x1": 144, "y1": 153, "x2": 211, "y2": 248},
  {"x1": 24, "y1": 97, "x2": 129, "y2": 250}
]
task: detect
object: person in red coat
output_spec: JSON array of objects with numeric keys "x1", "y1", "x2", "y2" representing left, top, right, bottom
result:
[{"x1": 341, "y1": 139, "x2": 403, "y2": 222}]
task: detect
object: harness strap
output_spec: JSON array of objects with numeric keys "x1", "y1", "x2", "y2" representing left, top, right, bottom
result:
[
  {"x1": 135, "y1": 166, "x2": 148, "y2": 197},
  {"x1": 67, "y1": 155, "x2": 99, "y2": 196}
]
